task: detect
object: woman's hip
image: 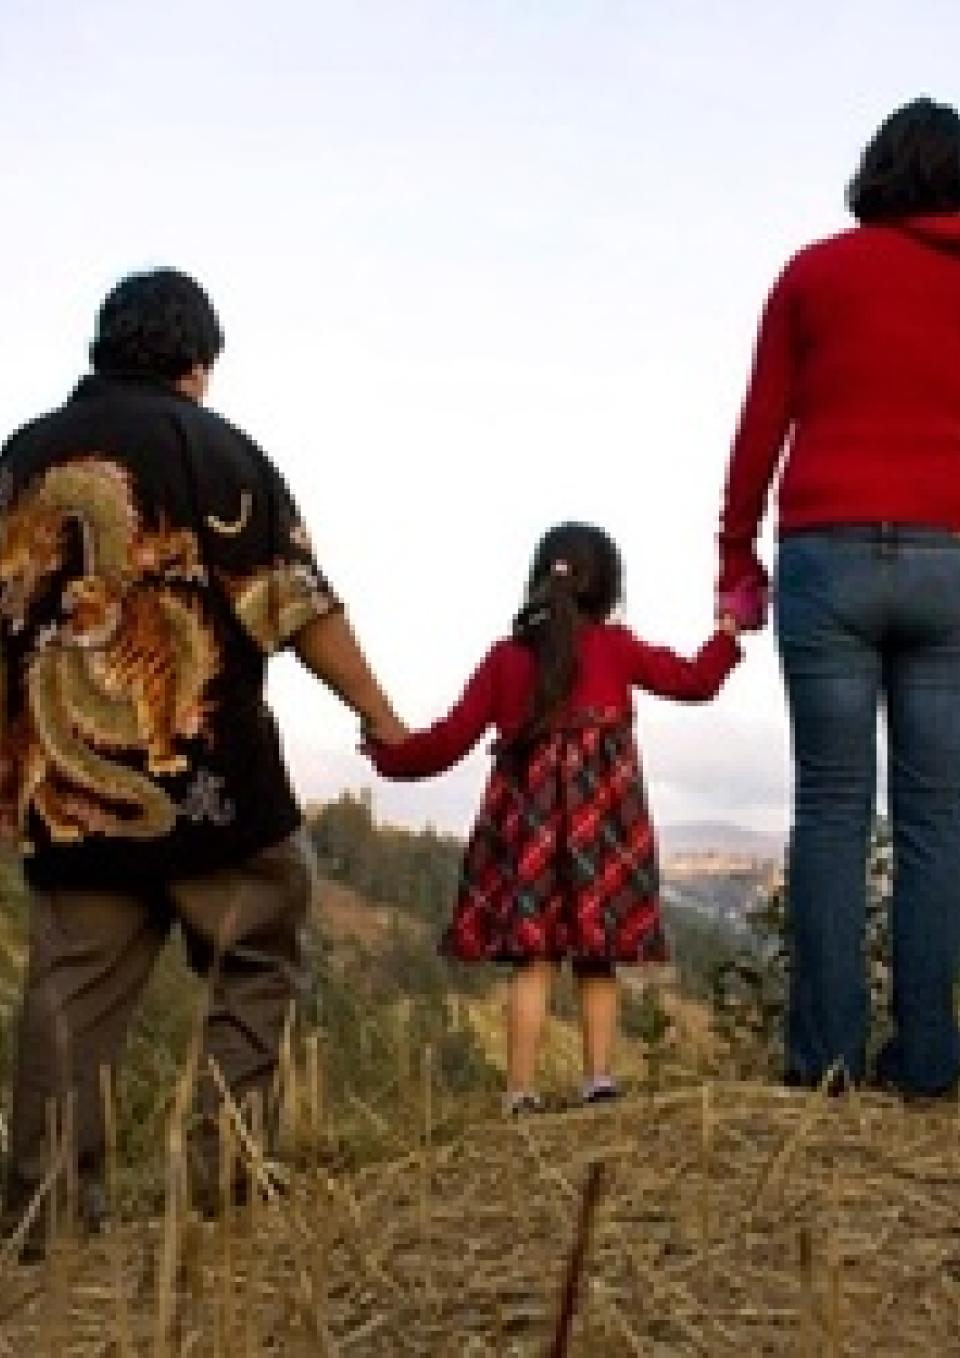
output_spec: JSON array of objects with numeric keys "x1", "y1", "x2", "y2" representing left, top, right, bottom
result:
[{"x1": 775, "y1": 527, "x2": 960, "y2": 667}]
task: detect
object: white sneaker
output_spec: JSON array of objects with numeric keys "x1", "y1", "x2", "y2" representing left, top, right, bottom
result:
[{"x1": 582, "y1": 1078, "x2": 621, "y2": 1105}]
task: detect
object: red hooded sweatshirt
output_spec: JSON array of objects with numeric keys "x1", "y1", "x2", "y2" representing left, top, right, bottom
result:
[{"x1": 719, "y1": 213, "x2": 960, "y2": 590}]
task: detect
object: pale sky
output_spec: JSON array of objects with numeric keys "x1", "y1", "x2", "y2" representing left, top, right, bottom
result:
[{"x1": 1, "y1": 1, "x2": 954, "y2": 834}]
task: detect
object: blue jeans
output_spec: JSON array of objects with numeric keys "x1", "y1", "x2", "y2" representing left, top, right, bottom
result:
[{"x1": 776, "y1": 526, "x2": 960, "y2": 1094}]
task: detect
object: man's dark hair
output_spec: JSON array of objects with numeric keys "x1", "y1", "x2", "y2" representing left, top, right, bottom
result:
[
  {"x1": 848, "y1": 97, "x2": 960, "y2": 222},
  {"x1": 90, "y1": 268, "x2": 224, "y2": 379}
]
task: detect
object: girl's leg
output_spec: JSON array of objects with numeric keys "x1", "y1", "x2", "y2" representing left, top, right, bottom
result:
[
  {"x1": 506, "y1": 959, "x2": 554, "y2": 1094},
  {"x1": 575, "y1": 960, "x2": 618, "y2": 1085}
]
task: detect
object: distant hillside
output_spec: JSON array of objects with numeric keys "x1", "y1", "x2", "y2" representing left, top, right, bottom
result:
[
  {"x1": 313, "y1": 874, "x2": 428, "y2": 951},
  {"x1": 660, "y1": 820, "x2": 785, "y2": 861}
]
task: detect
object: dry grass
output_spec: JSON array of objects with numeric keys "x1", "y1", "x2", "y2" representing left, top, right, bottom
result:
[{"x1": 2, "y1": 1040, "x2": 960, "y2": 1357}]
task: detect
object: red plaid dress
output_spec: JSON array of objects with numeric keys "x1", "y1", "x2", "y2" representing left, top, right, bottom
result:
[
  {"x1": 370, "y1": 622, "x2": 740, "y2": 965},
  {"x1": 445, "y1": 713, "x2": 667, "y2": 963}
]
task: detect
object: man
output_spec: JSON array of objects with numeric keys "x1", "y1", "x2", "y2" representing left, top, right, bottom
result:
[{"x1": 0, "y1": 269, "x2": 404, "y2": 1254}]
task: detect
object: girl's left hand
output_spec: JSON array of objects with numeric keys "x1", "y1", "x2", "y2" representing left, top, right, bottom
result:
[{"x1": 717, "y1": 577, "x2": 769, "y2": 632}]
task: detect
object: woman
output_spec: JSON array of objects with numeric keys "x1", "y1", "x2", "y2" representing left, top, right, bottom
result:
[{"x1": 718, "y1": 97, "x2": 960, "y2": 1097}]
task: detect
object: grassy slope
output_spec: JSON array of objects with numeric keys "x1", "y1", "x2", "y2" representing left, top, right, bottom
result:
[{"x1": 0, "y1": 861, "x2": 717, "y2": 1090}]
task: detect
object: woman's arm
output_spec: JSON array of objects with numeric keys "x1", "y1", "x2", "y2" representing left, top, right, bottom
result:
[
  {"x1": 295, "y1": 611, "x2": 407, "y2": 744},
  {"x1": 614, "y1": 621, "x2": 741, "y2": 702},
  {"x1": 366, "y1": 647, "x2": 499, "y2": 779},
  {"x1": 718, "y1": 264, "x2": 798, "y2": 592}
]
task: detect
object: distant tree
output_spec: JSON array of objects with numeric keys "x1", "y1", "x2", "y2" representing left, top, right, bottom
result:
[
  {"x1": 309, "y1": 791, "x2": 377, "y2": 888},
  {"x1": 306, "y1": 794, "x2": 463, "y2": 933}
]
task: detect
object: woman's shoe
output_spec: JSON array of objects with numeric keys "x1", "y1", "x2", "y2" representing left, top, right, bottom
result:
[{"x1": 784, "y1": 1066, "x2": 854, "y2": 1098}]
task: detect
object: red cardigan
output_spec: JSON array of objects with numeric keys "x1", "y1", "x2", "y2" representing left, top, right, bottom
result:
[
  {"x1": 370, "y1": 623, "x2": 740, "y2": 778},
  {"x1": 719, "y1": 213, "x2": 960, "y2": 590}
]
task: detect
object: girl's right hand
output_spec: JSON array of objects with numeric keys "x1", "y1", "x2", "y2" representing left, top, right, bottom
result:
[{"x1": 360, "y1": 711, "x2": 409, "y2": 753}]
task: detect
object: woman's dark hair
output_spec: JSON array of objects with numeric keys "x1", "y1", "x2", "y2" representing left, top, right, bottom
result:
[
  {"x1": 847, "y1": 97, "x2": 960, "y2": 222},
  {"x1": 511, "y1": 522, "x2": 623, "y2": 742},
  {"x1": 90, "y1": 268, "x2": 224, "y2": 379}
]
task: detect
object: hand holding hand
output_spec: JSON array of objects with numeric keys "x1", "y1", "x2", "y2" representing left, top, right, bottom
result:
[
  {"x1": 716, "y1": 577, "x2": 769, "y2": 633},
  {"x1": 359, "y1": 710, "x2": 409, "y2": 757}
]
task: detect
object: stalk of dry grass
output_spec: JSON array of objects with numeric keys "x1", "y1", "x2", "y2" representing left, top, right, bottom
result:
[
  {"x1": 63, "y1": 1088, "x2": 77, "y2": 1241},
  {"x1": 699, "y1": 1081, "x2": 713, "y2": 1280},
  {"x1": 44, "y1": 1096, "x2": 58, "y2": 1253},
  {"x1": 420, "y1": 1043, "x2": 435, "y2": 1312},
  {"x1": 798, "y1": 1224, "x2": 816, "y2": 1356},
  {"x1": 243, "y1": 1088, "x2": 262, "y2": 1358},
  {"x1": 547, "y1": 1160, "x2": 604, "y2": 1358},
  {"x1": 826, "y1": 1169, "x2": 842, "y2": 1357},
  {"x1": 154, "y1": 905, "x2": 235, "y2": 1358},
  {"x1": 101, "y1": 1063, "x2": 134, "y2": 1358},
  {"x1": 217, "y1": 1104, "x2": 237, "y2": 1355},
  {"x1": 278, "y1": 1007, "x2": 297, "y2": 1161},
  {"x1": 31, "y1": 1090, "x2": 81, "y2": 1358}
]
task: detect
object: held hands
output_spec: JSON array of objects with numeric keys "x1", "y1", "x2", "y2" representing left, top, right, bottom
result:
[
  {"x1": 359, "y1": 709, "x2": 409, "y2": 764},
  {"x1": 716, "y1": 576, "x2": 769, "y2": 633}
]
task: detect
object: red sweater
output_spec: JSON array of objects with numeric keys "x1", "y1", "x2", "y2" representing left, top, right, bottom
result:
[
  {"x1": 371, "y1": 623, "x2": 740, "y2": 778},
  {"x1": 719, "y1": 213, "x2": 960, "y2": 589}
]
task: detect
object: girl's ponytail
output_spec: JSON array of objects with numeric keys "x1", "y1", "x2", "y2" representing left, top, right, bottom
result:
[
  {"x1": 510, "y1": 523, "x2": 623, "y2": 746},
  {"x1": 511, "y1": 560, "x2": 581, "y2": 742}
]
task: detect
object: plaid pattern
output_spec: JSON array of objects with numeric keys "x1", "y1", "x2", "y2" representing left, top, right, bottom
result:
[{"x1": 443, "y1": 713, "x2": 668, "y2": 965}]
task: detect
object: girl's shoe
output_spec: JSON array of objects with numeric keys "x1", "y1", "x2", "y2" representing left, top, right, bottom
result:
[
  {"x1": 582, "y1": 1077, "x2": 621, "y2": 1105},
  {"x1": 503, "y1": 1091, "x2": 544, "y2": 1117}
]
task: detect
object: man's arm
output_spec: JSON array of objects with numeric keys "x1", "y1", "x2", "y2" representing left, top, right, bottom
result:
[{"x1": 294, "y1": 610, "x2": 407, "y2": 744}]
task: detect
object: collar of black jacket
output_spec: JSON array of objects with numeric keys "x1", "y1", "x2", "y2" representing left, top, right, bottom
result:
[{"x1": 70, "y1": 371, "x2": 192, "y2": 403}]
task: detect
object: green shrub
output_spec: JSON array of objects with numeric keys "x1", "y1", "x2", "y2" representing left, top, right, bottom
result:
[{"x1": 711, "y1": 820, "x2": 897, "y2": 1075}]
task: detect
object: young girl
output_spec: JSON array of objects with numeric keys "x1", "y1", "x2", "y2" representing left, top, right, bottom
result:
[{"x1": 366, "y1": 523, "x2": 744, "y2": 1112}]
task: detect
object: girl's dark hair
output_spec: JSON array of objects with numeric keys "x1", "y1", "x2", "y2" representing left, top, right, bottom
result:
[
  {"x1": 847, "y1": 97, "x2": 960, "y2": 222},
  {"x1": 90, "y1": 268, "x2": 224, "y2": 379},
  {"x1": 511, "y1": 522, "x2": 623, "y2": 742}
]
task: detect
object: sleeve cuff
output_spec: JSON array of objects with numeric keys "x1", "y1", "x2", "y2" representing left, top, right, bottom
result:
[
  {"x1": 368, "y1": 740, "x2": 408, "y2": 778},
  {"x1": 230, "y1": 565, "x2": 343, "y2": 654},
  {"x1": 717, "y1": 541, "x2": 767, "y2": 594}
]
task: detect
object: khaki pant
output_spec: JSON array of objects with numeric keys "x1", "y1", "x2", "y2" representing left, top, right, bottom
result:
[{"x1": 3, "y1": 833, "x2": 312, "y2": 1221}]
